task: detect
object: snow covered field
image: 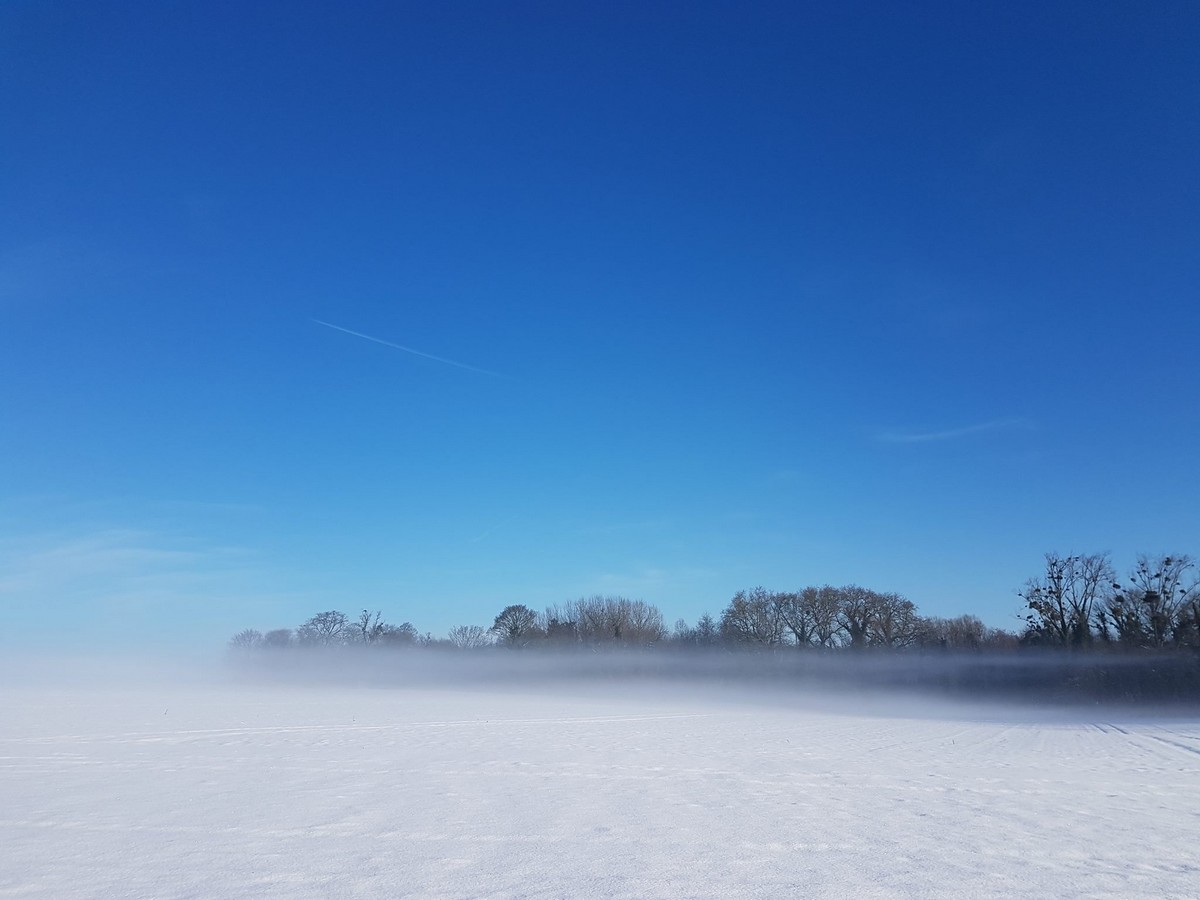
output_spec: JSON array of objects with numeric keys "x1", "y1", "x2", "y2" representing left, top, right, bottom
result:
[{"x1": 2, "y1": 673, "x2": 1198, "y2": 899}]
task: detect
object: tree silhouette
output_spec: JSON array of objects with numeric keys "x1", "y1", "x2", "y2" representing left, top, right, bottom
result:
[{"x1": 490, "y1": 605, "x2": 538, "y2": 647}]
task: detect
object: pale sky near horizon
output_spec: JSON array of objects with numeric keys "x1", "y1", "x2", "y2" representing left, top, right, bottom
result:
[{"x1": 2, "y1": 1, "x2": 1198, "y2": 648}]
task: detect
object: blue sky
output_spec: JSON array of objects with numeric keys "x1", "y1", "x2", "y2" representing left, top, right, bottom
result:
[{"x1": 2, "y1": 1, "x2": 1198, "y2": 649}]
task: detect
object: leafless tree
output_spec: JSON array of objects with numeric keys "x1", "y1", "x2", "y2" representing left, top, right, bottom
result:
[
  {"x1": 917, "y1": 614, "x2": 987, "y2": 650},
  {"x1": 777, "y1": 587, "x2": 842, "y2": 648},
  {"x1": 417, "y1": 631, "x2": 453, "y2": 649},
  {"x1": 720, "y1": 587, "x2": 786, "y2": 647},
  {"x1": 776, "y1": 591, "x2": 815, "y2": 647},
  {"x1": 1019, "y1": 553, "x2": 1113, "y2": 646},
  {"x1": 836, "y1": 584, "x2": 876, "y2": 649},
  {"x1": 671, "y1": 618, "x2": 695, "y2": 644},
  {"x1": 564, "y1": 596, "x2": 665, "y2": 646},
  {"x1": 809, "y1": 586, "x2": 843, "y2": 648},
  {"x1": 670, "y1": 614, "x2": 724, "y2": 648},
  {"x1": 867, "y1": 591, "x2": 920, "y2": 648},
  {"x1": 694, "y1": 613, "x2": 719, "y2": 646},
  {"x1": 544, "y1": 617, "x2": 579, "y2": 645},
  {"x1": 353, "y1": 609, "x2": 385, "y2": 645},
  {"x1": 1101, "y1": 554, "x2": 1199, "y2": 648},
  {"x1": 622, "y1": 597, "x2": 666, "y2": 645},
  {"x1": 568, "y1": 597, "x2": 605, "y2": 641},
  {"x1": 447, "y1": 624, "x2": 492, "y2": 650},
  {"x1": 298, "y1": 610, "x2": 350, "y2": 646},
  {"x1": 262, "y1": 628, "x2": 293, "y2": 649},
  {"x1": 229, "y1": 629, "x2": 262, "y2": 651},
  {"x1": 378, "y1": 621, "x2": 418, "y2": 647},
  {"x1": 490, "y1": 604, "x2": 539, "y2": 647},
  {"x1": 947, "y1": 614, "x2": 987, "y2": 649},
  {"x1": 541, "y1": 603, "x2": 580, "y2": 646}
]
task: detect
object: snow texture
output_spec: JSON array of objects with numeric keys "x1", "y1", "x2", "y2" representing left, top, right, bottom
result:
[{"x1": 1, "y1": 681, "x2": 1198, "y2": 898}]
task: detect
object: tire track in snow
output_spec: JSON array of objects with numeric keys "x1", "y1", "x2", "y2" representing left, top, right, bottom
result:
[
  {"x1": 1079, "y1": 722, "x2": 1200, "y2": 766},
  {"x1": 1077, "y1": 722, "x2": 1192, "y2": 767},
  {"x1": 1141, "y1": 732, "x2": 1200, "y2": 758}
]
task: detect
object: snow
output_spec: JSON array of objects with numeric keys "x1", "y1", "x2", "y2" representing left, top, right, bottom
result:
[{"x1": 1, "y1": 675, "x2": 1198, "y2": 898}]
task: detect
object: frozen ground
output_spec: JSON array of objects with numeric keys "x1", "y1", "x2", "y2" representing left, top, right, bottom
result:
[{"x1": 1, "y1": 673, "x2": 1198, "y2": 899}]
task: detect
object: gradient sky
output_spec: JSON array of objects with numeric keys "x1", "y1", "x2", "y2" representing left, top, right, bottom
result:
[{"x1": 3, "y1": 1, "x2": 1198, "y2": 650}]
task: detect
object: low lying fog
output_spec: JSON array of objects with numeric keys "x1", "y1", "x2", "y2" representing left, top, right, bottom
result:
[{"x1": 6, "y1": 647, "x2": 1198, "y2": 723}]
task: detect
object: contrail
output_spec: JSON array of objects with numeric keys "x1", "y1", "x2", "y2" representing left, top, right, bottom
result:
[
  {"x1": 875, "y1": 417, "x2": 1033, "y2": 444},
  {"x1": 311, "y1": 319, "x2": 501, "y2": 377}
]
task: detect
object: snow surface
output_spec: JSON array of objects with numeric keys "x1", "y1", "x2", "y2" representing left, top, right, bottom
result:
[{"x1": 1, "y1": 676, "x2": 1198, "y2": 899}]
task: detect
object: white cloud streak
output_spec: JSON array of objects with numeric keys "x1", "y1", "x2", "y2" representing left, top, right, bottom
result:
[
  {"x1": 312, "y1": 319, "x2": 502, "y2": 377},
  {"x1": 875, "y1": 418, "x2": 1033, "y2": 444}
]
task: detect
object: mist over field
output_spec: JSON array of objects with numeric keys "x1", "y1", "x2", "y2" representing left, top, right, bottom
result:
[
  {"x1": 226, "y1": 646, "x2": 1200, "y2": 709},
  {"x1": 3, "y1": 653, "x2": 1199, "y2": 898}
]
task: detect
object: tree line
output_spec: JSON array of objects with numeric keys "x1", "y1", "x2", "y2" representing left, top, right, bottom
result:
[
  {"x1": 230, "y1": 551, "x2": 1200, "y2": 655},
  {"x1": 1021, "y1": 552, "x2": 1200, "y2": 649}
]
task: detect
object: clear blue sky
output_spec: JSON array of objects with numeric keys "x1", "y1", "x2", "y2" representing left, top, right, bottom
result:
[{"x1": 2, "y1": 1, "x2": 1198, "y2": 649}]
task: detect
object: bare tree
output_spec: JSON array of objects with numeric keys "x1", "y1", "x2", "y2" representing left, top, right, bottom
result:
[
  {"x1": 564, "y1": 596, "x2": 665, "y2": 646},
  {"x1": 778, "y1": 587, "x2": 841, "y2": 648},
  {"x1": 490, "y1": 604, "x2": 539, "y2": 647},
  {"x1": 837, "y1": 585, "x2": 876, "y2": 649},
  {"x1": 694, "y1": 612, "x2": 720, "y2": 646},
  {"x1": 622, "y1": 597, "x2": 666, "y2": 645},
  {"x1": 352, "y1": 609, "x2": 386, "y2": 645},
  {"x1": 378, "y1": 621, "x2": 418, "y2": 647},
  {"x1": 671, "y1": 618, "x2": 695, "y2": 644},
  {"x1": 809, "y1": 586, "x2": 843, "y2": 648},
  {"x1": 1176, "y1": 597, "x2": 1200, "y2": 649},
  {"x1": 720, "y1": 587, "x2": 785, "y2": 647},
  {"x1": 569, "y1": 597, "x2": 598, "y2": 641},
  {"x1": 447, "y1": 624, "x2": 492, "y2": 650},
  {"x1": 262, "y1": 628, "x2": 293, "y2": 650},
  {"x1": 298, "y1": 610, "x2": 350, "y2": 647},
  {"x1": 1019, "y1": 553, "x2": 1113, "y2": 646},
  {"x1": 912, "y1": 619, "x2": 988, "y2": 652},
  {"x1": 1102, "y1": 554, "x2": 1199, "y2": 648},
  {"x1": 417, "y1": 631, "x2": 453, "y2": 649},
  {"x1": 229, "y1": 629, "x2": 262, "y2": 651},
  {"x1": 542, "y1": 604, "x2": 580, "y2": 646},
  {"x1": 947, "y1": 614, "x2": 987, "y2": 649},
  {"x1": 867, "y1": 591, "x2": 920, "y2": 648},
  {"x1": 918, "y1": 615, "x2": 987, "y2": 650},
  {"x1": 544, "y1": 616, "x2": 579, "y2": 646},
  {"x1": 670, "y1": 614, "x2": 724, "y2": 648}
]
